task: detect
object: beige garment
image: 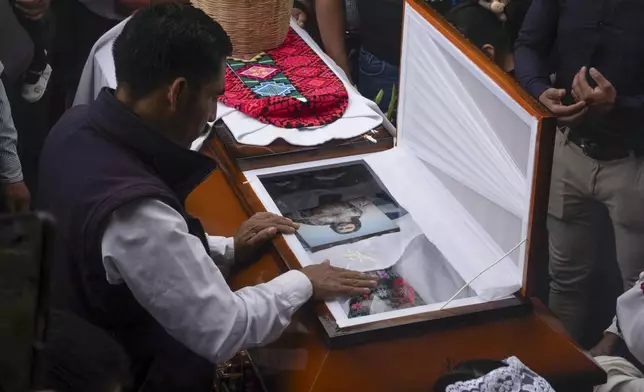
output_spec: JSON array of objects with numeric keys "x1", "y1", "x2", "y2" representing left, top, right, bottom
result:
[
  {"x1": 548, "y1": 129, "x2": 644, "y2": 341},
  {"x1": 594, "y1": 356, "x2": 644, "y2": 392}
]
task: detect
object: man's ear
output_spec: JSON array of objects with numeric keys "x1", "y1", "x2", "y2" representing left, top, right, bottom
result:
[
  {"x1": 167, "y1": 77, "x2": 188, "y2": 112},
  {"x1": 481, "y1": 44, "x2": 496, "y2": 61}
]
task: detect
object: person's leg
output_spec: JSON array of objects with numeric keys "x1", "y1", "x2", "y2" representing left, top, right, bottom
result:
[
  {"x1": 548, "y1": 130, "x2": 602, "y2": 342},
  {"x1": 49, "y1": 0, "x2": 74, "y2": 126},
  {"x1": 15, "y1": 15, "x2": 51, "y2": 102},
  {"x1": 16, "y1": 16, "x2": 47, "y2": 75},
  {"x1": 66, "y1": 0, "x2": 118, "y2": 107},
  {"x1": 597, "y1": 154, "x2": 644, "y2": 291},
  {"x1": 345, "y1": 31, "x2": 361, "y2": 85},
  {"x1": 357, "y1": 47, "x2": 399, "y2": 113}
]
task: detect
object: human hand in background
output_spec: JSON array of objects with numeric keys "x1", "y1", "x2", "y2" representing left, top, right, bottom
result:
[
  {"x1": 539, "y1": 87, "x2": 587, "y2": 127},
  {"x1": 589, "y1": 332, "x2": 620, "y2": 357},
  {"x1": 300, "y1": 260, "x2": 378, "y2": 300},
  {"x1": 14, "y1": 0, "x2": 50, "y2": 20},
  {"x1": 291, "y1": 7, "x2": 308, "y2": 28},
  {"x1": 234, "y1": 212, "x2": 299, "y2": 264},
  {"x1": 572, "y1": 67, "x2": 616, "y2": 115},
  {"x1": 2, "y1": 181, "x2": 31, "y2": 213}
]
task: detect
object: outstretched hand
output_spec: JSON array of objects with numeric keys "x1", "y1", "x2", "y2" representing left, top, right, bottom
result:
[
  {"x1": 300, "y1": 260, "x2": 378, "y2": 300},
  {"x1": 234, "y1": 212, "x2": 299, "y2": 264}
]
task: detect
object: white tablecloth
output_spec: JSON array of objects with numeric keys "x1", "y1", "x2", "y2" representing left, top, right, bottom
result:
[{"x1": 74, "y1": 17, "x2": 392, "y2": 148}]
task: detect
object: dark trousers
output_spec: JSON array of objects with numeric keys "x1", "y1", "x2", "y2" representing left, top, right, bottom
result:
[
  {"x1": 15, "y1": 14, "x2": 47, "y2": 75},
  {"x1": 50, "y1": 0, "x2": 117, "y2": 119},
  {"x1": 358, "y1": 47, "x2": 399, "y2": 113}
]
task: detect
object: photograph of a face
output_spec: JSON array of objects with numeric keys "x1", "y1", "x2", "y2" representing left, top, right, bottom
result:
[{"x1": 259, "y1": 161, "x2": 406, "y2": 252}]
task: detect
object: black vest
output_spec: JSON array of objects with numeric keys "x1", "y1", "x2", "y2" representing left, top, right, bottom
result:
[{"x1": 38, "y1": 89, "x2": 217, "y2": 391}]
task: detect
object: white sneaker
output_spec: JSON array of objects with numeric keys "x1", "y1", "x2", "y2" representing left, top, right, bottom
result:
[{"x1": 21, "y1": 64, "x2": 52, "y2": 103}]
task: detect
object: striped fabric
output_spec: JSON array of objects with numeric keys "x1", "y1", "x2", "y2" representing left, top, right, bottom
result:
[{"x1": 0, "y1": 78, "x2": 23, "y2": 183}]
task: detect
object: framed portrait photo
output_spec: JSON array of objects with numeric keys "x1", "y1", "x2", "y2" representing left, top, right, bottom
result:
[{"x1": 259, "y1": 161, "x2": 406, "y2": 252}]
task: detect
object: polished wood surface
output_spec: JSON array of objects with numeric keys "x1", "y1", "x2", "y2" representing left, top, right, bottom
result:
[
  {"x1": 198, "y1": 30, "x2": 557, "y2": 338},
  {"x1": 186, "y1": 163, "x2": 605, "y2": 392},
  {"x1": 523, "y1": 118, "x2": 557, "y2": 299},
  {"x1": 214, "y1": 122, "x2": 394, "y2": 171},
  {"x1": 200, "y1": 131, "x2": 537, "y2": 346},
  {"x1": 183, "y1": 1, "x2": 604, "y2": 389}
]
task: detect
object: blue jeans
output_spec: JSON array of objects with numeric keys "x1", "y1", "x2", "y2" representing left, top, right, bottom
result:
[{"x1": 358, "y1": 48, "x2": 399, "y2": 113}]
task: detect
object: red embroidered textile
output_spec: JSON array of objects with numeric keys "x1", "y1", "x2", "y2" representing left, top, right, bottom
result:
[{"x1": 219, "y1": 29, "x2": 349, "y2": 129}]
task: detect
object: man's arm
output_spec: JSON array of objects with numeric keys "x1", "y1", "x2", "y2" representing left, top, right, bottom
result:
[
  {"x1": 0, "y1": 79, "x2": 23, "y2": 183},
  {"x1": 102, "y1": 199, "x2": 377, "y2": 364},
  {"x1": 613, "y1": 94, "x2": 644, "y2": 127},
  {"x1": 205, "y1": 236, "x2": 235, "y2": 276},
  {"x1": 102, "y1": 199, "x2": 313, "y2": 364},
  {"x1": 316, "y1": 0, "x2": 352, "y2": 81},
  {"x1": 0, "y1": 76, "x2": 30, "y2": 212},
  {"x1": 207, "y1": 236, "x2": 234, "y2": 264},
  {"x1": 513, "y1": 0, "x2": 559, "y2": 99},
  {"x1": 590, "y1": 316, "x2": 622, "y2": 357}
]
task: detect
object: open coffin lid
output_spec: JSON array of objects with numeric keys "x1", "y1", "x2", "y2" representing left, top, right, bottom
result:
[{"x1": 241, "y1": 0, "x2": 555, "y2": 333}]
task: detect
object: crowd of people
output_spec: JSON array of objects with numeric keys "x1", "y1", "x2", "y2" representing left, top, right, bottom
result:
[{"x1": 1, "y1": 0, "x2": 643, "y2": 391}]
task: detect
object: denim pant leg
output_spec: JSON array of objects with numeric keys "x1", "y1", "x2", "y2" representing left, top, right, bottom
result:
[{"x1": 358, "y1": 48, "x2": 399, "y2": 113}]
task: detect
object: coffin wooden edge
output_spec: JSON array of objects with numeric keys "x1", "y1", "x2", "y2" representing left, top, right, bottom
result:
[
  {"x1": 200, "y1": 2, "x2": 558, "y2": 341},
  {"x1": 187, "y1": 127, "x2": 605, "y2": 391},
  {"x1": 245, "y1": 298, "x2": 606, "y2": 392},
  {"x1": 186, "y1": 160, "x2": 606, "y2": 392},
  {"x1": 213, "y1": 122, "x2": 395, "y2": 171},
  {"x1": 203, "y1": 134, "x2": 541, "y2": 344},
  {"x1": 184, "y1": 1, "x2": 605, "y2": 388},
  {"x1": 403, "y1": 0, "x2": 556, "y2": 300}
]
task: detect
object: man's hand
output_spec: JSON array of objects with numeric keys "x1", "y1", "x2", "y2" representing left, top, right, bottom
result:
[
  {"x1": 572, "y1": 67, "x2": 617, "y2": 115},
  {"x1": 2, "y1": 181, "x2": 31, "y2": 213},
  {"x1": 590, "y1": 332, "x2": 620, "y2": 357},
  {"x1": 539, "y1": 88, "x2": 587, "y2": 127},
  {"x1": 14, "y1": 0, "x2": 50, "y2": 20},
  {"x1": 234, "y1": 212, "x2": 299, "y2": 264},
  {"x1": 291, "y1": 8, "x2": 308, "y2": 28},
  {"x1": 300, "y1": 260, "x2": 378, "y2": 300}
]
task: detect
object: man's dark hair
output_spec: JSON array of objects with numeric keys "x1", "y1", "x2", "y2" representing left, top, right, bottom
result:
[
  {"x1": 113, "y1": 3, "x2": 233, "y2": 99},
  {"x1": 447, "y1": 1, "x2": 511, "y2": 57}
]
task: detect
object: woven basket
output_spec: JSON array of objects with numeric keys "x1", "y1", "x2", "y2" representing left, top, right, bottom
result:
[{"x1": 193, "y1": 0, "x2": 294, "y2": 56}]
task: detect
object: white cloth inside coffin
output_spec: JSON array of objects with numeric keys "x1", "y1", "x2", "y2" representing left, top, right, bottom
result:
[
  {"x1": 244, "y1": 4, "x2": 539, "y2": 328},
  {"x1": 73, "y1": 17, "x2": 387, "y2": 148}
]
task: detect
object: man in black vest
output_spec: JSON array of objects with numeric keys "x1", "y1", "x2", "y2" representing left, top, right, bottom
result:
[{"x1": 38, "y1": 4, "x2": 377, "y2": 391}]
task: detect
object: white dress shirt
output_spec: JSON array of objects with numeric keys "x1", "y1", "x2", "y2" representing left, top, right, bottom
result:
[
  {"x1": 0, "y1": 66, "x2": 23, "y2": 184},
  {"x1": 593, "y1": 272, "x2": 644, "y2": 392},
  {"x1": 101, "y1": 198, "x2": 313, "y2": 363}
]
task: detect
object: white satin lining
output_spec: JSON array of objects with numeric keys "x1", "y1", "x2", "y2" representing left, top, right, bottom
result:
[{"x1": 243, "y1": 5, "x2": 539, "y2": 328}]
